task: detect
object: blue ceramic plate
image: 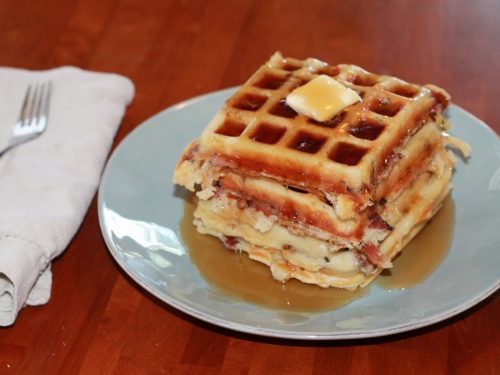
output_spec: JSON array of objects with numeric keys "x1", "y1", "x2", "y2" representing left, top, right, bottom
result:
[{"x1": 98, "y1": 88, "x2": 500, "y2": 340}]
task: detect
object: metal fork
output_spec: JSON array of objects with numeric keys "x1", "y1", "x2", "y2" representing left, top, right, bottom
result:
[{"x1": 0, "y1": 81, "x2": 52, "y2": 157}]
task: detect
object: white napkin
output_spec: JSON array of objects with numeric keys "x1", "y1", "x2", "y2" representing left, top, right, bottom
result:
[{"x1": 0, "y1": 66, "x2": 134, "y2": 326}]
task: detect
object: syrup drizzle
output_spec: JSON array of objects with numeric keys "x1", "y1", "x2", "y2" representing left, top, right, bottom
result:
[
  {"x1": 377, "y1": 197, "x2": 455, "y2": 289},
  {"x1": 250, "y1": 123, "x2": 287, "y2": 144},
  {"x1": 181, "y1": 195, "x2": 455, "y2": 312}
]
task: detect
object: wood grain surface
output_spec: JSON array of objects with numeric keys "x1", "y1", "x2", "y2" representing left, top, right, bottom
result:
[{"x1": 1, "y1": 0, "x2": 499, "y2": 374}]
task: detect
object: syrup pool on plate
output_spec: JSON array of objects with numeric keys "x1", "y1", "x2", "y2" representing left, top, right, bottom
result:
[
  {"x1": 377, "y1": 197, "x2": 455, "y2": 290},
  {"x1": 180, "y1": 194, "x2": 455, "y2": 312}
]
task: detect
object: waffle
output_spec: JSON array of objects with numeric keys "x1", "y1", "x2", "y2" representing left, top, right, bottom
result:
[
  {"x1": 173, "y1": 52, "x2": 468, "y2": 290},
  {"x1": 197, "y1": 52, "x2": 450, "y2": 203},
  {"x1": 189, "y1": 144, "x2": 453, "y2": 289}
]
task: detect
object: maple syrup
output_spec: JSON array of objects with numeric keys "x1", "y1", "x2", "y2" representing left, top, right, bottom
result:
[
  {"x1": 328, "y1": 142, "x2": 368, "y2": 166},
  {"x1": 269, "y1": 98, "x2": 298, "y2": 118},
  {"x1": 180, "y1": 195, "x2": 365, "y2": 312},
  {"x1": 215, "y1": 119, "x2": 246, "y2": 137},
  {"x1": 288, "y1": 131, "x2": 327, "y2": 154},
  {"x1": 377, "y1": 197, "x2": 454, "y2": 289},
  {"x1": 180, "y1": 194, "x2": 454, "y2": 312},
  {"x1": 232, "y1": 93, "x2": 267, "y2": 111},
  {"x1": 368, "y1": 97, "x2": 404, "y2": 117},
  {"x1": 348, "y1": 119, "x2": 385, "y2": 141},
  {"x1": 250, "y1": 123, "x2": 287, "y2": 144},
  {"x1": 254, "y1": 74, "x2": 287, "y2": 90}
]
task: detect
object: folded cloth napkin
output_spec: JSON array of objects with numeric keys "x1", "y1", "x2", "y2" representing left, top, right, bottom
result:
[{"x1": 0, "y1": 66, "x2": 134, "y2": 326}]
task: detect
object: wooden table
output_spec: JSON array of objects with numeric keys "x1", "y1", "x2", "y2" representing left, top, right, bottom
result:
[{"x1": 1, "y1": 0, "x2": 499, "y2": 373}]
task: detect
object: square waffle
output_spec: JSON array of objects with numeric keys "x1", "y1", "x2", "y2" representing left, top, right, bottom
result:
[
  {"x1": 173, "y1": 52, "x2": 468, "y2": 289},
  {"x1": 197, "y1": 52, "x2": 450, "y2": 200}
]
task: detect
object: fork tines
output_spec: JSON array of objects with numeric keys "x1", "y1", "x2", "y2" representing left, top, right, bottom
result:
[{"x1": 19, "y1": 81, "x2": 52, "y2": 129}]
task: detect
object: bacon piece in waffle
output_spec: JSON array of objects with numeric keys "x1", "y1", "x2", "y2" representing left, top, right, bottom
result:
[{"x1": 173, "y1": 52, "x2": 468, "y2": 289}]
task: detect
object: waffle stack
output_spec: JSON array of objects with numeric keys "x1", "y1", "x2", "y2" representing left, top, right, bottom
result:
[{"x1": 173, "y1": 52, "x2": 468, "y2": 289}]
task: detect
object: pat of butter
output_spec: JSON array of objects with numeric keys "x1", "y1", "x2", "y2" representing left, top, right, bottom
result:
[{"x1": 286, "y1": 75, "x2": 361, "y2": 122}]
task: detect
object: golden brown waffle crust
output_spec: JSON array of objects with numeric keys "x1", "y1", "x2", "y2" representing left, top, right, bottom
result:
[{"x1": 197, "y1": 52, "x2": 450, "y2": 200}]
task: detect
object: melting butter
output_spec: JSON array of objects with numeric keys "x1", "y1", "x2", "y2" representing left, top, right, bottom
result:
[{"x1": 286, "y1": 75, "x2": 361, "y2": 122}]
